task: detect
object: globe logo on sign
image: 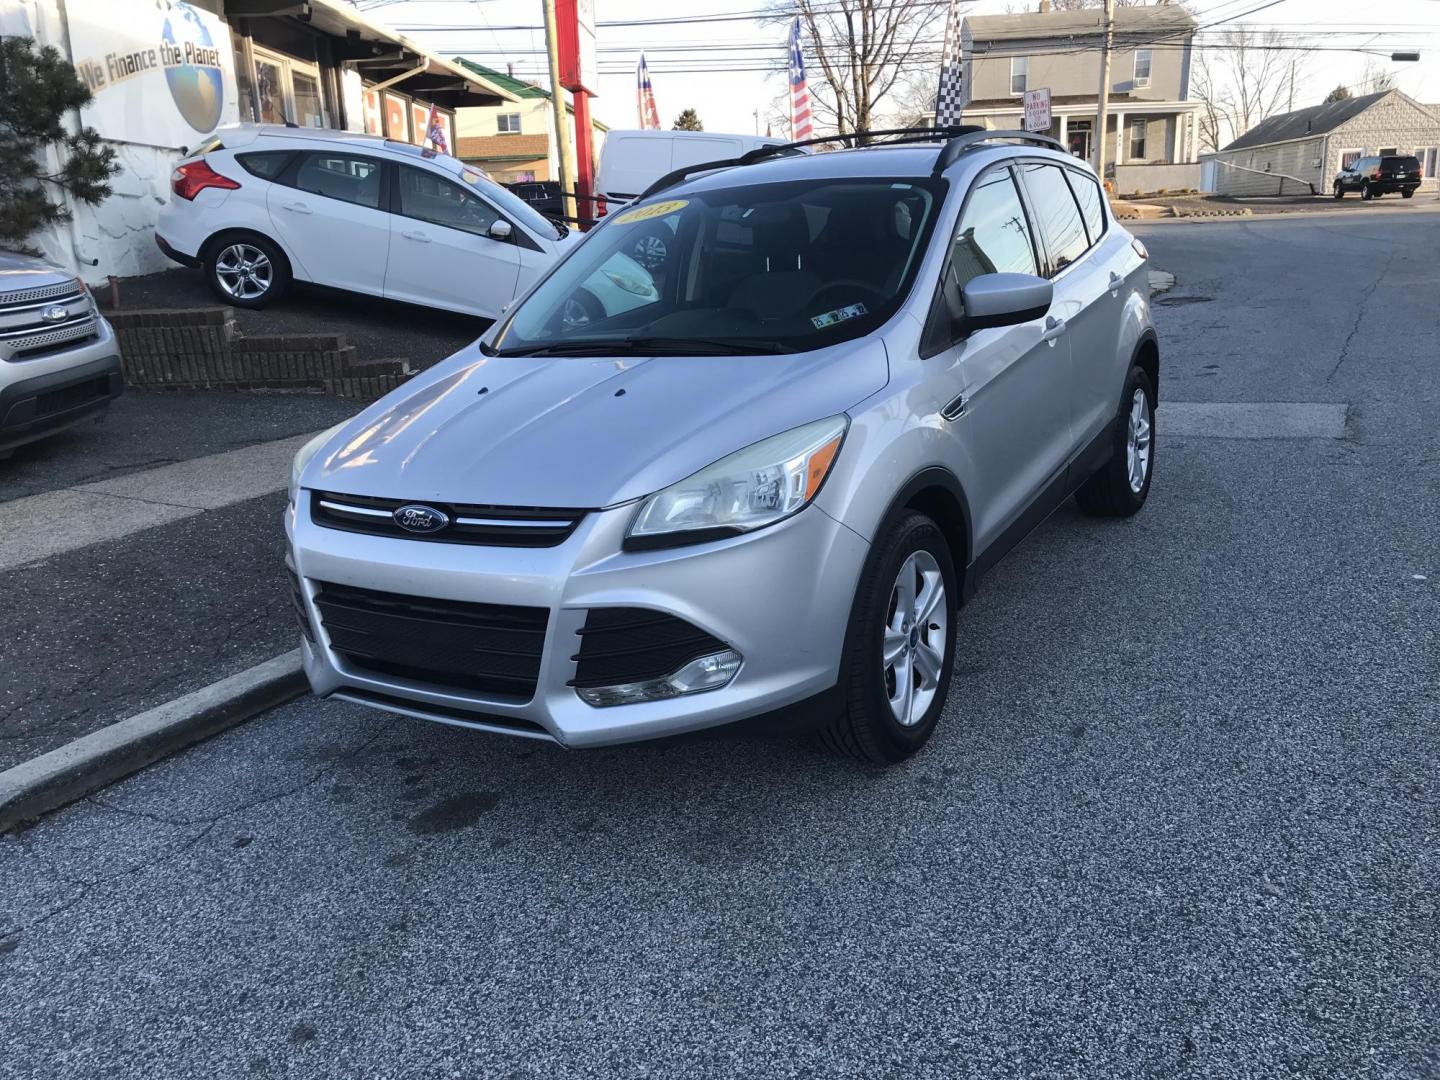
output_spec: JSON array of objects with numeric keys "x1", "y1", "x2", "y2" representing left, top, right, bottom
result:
[{"x1": 161, "y1": 3, "x2": 224, "y2": 133}]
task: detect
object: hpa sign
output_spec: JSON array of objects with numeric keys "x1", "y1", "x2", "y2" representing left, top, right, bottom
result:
[{"x1": 69, "y1": 0, "x2": 237, "y2": 148}]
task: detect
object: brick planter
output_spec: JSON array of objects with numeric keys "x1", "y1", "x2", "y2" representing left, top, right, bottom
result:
[{"x1": 106, "y1": 307, "x2": 413, "y2": 401}]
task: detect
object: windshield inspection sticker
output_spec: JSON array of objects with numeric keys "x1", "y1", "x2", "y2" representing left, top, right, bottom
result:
[
  {"x1": 611, "y1": 199, "x2": 689, "y2": 225},
  {"x1": 811, "y1": 303, "x2": 868, "y2": 330}
]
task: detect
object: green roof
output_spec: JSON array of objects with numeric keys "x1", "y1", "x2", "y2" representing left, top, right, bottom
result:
[{"x1": 451, "y1": 58, "x2": 551, "y2": 100}]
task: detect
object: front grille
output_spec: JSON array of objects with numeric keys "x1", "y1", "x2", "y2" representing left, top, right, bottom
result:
[
  {"x1": 33, "y1": 375, "x2": 111, "y2": 419},
  {"x1": 3, "y1": 315, "x2": 98, "y2": 360},
  {"x1": 313, "y1": 581, "x2": 548, "y2": 699},
  {"x1": 0, "y1": 281, "x2": 83, "y2": 308},
  {"x1": 571, "y1": 608, "x2": 729, "y2": 689},
  {"x1": 311, "y1": 491, "x2": 585, "y2": 547}
]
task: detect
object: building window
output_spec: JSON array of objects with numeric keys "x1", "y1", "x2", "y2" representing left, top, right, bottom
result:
[
  {"x1": 1340, "y1": 148, "x2": 1363, "y2": 171},
  {"x1": 1133, "y1": 49, "x2": 1152, "y2": 87},
  {"x1": 1419, "y1": 147, "x2": 1438, "y2": 176},
  {"x1": 1010, "y1": 57, "x2": 1027, "y2": 96},
  {"x1": 497, "y1": 113, "x2": 522, "y2": 133},
  {"x1": 251, "y1": 48, "x2": 327, "y2": 128},
  {"x1": 1129, "y1": 119, "x2": 1146, "y2": 160}
]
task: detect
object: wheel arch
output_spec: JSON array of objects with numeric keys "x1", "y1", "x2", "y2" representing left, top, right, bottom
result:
[
  {"x1": 200, "y1": 227, "x2": 296, "y2": 280},
  {"x1": 874, "y1": 467, "x2": 975, "y2": 602},
  {"x1": 1133, "y1": 329, "x2": 1160, "y2": 404}
]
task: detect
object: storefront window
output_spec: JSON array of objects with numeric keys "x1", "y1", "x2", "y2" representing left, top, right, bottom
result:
[
  {"x1": 292, "y1": 72, "x2": 324, "y2": 128},
  {"x1": 255, "y1": 55, "x2": 286, "y2": 124},
  {"x1": 251, "y1": 47, "x2": 327, "y2": 128}
]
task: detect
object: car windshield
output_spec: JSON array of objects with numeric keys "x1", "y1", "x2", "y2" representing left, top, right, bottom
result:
[{"x1": 489, "y1": 176, "x2": 945, "y2": 356}]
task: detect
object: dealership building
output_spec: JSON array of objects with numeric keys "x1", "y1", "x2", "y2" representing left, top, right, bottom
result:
[{"x1": 2, "y1": 0, "x2": 519, "y2": 283}]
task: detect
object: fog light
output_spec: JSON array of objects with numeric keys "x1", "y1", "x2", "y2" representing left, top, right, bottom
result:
[{"x1": 576, "y1": 649, "x2": 742, "y2": 707}]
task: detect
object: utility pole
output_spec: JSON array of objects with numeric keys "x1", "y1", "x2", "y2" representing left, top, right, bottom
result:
[
  {"x1": 1287, "y1": 61, "x2": 1295, "y2": 111},
  {"x1": 1092, "y1": 0, "x2": 1114, "y2": 179},
  {"x1": 542, "y1": 0, "x2": 576, "y2": 219}
]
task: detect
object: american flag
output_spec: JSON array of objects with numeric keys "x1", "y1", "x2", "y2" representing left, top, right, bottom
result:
[
  {"x1": 636, "y1": 52, "x2": 661, "y2": 130},
  {"x1": 425, "y1": 105, "x2": 448, "y2": 154},
  {"x1": 788, "y1": 18, "x2": 813, "y2": 141}
]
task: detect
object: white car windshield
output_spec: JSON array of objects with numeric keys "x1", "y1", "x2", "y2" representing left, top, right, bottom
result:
[{"x1": 489, "y1": 176, "x2": 944, "y2": 356}]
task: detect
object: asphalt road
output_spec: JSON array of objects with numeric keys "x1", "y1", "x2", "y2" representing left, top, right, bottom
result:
[{"x1": 2, "y1": 212, "x2": 1436, "y2": 1079}]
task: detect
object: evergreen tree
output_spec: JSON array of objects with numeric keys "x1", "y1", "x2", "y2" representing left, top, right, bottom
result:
[
  {"x1": 1322, "y1": 85, "x2": 1352, "y2": 104},
  {"x1": 672, "y1": 109, "x2": 704, "y2": 132},
  {"x1": 0, "y1": 36, "x2": 118, "y2": 253}
]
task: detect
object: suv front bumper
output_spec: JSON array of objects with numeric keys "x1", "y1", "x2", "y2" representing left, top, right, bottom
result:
[
  {"x1": 287, "y1": 496, "x2": 869, "y2": 747},
  {"x1": 0, "y1": 321, "x2": 124, "y2": 452}
]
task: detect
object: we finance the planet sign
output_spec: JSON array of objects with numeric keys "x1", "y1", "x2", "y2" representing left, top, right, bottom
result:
[{"x1": 69, "y1": 0, "x2": 237, "y2": 147}]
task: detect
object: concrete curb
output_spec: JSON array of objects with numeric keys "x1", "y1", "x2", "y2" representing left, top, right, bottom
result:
[{"x1": 0, "y1": 650, "x2": 305, "y2": 833}]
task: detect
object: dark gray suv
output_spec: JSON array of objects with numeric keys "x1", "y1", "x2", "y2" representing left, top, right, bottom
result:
[{"x1": 1333, "y1": 155, "x2": 1423, "y2": 200}]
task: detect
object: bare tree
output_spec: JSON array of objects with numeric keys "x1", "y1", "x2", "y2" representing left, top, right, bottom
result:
[
  {"x1": 1358, "y1": 59, "x2": 1397, "y2": 95},
  {"x1": 1189, "y1": 26, "x2": 1304, "y2": 151},
  {"x1": 766, "y1": 0, "x2": 931, "y2": 136}
]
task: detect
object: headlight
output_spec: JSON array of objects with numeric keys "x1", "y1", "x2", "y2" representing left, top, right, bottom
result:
[
  {"x1": 289, "y1": 423, "x2": 346, "y2": 505},
  {"x1": 626, "y1": 415, "x2": 847, "y2": 549}
]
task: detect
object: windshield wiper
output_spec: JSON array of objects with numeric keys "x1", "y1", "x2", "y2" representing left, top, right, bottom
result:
[{"x1": 496, "y1": 336, "x2": 794, "y2": 358}]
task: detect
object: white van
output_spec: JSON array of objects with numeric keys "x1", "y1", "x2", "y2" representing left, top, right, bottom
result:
[{"x1": 596, "y1": 130, "x2": 789, "y2": 202}]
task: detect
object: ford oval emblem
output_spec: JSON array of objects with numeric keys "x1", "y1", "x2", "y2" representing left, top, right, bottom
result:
[
  {"x1": 393, "y1": 504, "x2": 450, "y2": 534},
  {"x1": 42, "y1": 304, "x2": 69, "y2": 323}
]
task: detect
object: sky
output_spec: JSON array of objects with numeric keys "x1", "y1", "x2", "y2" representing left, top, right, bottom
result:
[{"x1": 365, "y1": 0, "x2": 1440, "y2": 136}]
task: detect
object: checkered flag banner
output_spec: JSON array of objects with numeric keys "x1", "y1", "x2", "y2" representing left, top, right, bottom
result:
[{"x1": 935, "y1": 0, "x2": 965, "y2": 127}]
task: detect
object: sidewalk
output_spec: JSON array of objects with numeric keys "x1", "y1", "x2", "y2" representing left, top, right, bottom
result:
[{"x1": 0, "y1": 390, "x2": 357, "y2": 773}]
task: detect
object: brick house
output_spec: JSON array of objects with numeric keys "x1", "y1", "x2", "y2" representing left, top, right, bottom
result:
[{"x1": 1207, "y1": 90, "x2": 1440, "y2": 197}]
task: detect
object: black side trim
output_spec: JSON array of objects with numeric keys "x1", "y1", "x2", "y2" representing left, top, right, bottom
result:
[{"x1": 155, "y1": 234, "x2": 200, "y2": 269}]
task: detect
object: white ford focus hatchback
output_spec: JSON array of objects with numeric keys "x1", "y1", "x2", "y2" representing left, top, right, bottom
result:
[{"x1": 155, "y1": 125, "x2": 578, "y2": 318}]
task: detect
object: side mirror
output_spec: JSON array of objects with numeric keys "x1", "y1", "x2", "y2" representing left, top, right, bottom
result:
[
  {"x1": 959, "y1": 272, "x2": 1053, "y2": 332},
  {"x1": 488, "y1": 219, "x2": 513, "y2": 242}
]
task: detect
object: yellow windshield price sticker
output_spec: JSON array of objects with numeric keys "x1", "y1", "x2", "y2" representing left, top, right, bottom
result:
[{"x1": 611, "y1": 199, "x2": 689, "y2": 225}]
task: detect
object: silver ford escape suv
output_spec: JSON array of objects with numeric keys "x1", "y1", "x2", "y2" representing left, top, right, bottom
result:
[
  {"x1": 287, "y1": 128, "x2": 1159, "y2": 763},
  {"x1": 0, "y1": 252, "x2": 124, "y2": 459}
]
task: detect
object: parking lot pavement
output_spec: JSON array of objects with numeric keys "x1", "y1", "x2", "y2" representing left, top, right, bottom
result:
[
  {"x1": 0, "y1": 388, "x2": 358, "y2": 502},
  {"x1": 1, "y1": 213, "x2": 1435, "y2": 1077}
]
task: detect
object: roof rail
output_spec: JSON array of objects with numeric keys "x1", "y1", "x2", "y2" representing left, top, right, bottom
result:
[
  {"x1": 932, "y1": 129, "x2": 1067, "y2": 175},
  {"x1": 636, "y1": 125, "x2": 987, "y2": 201}
]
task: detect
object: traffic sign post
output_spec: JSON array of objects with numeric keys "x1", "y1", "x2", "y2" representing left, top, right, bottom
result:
[{"x1": 1023, "y1": 88, "x2": 1052, "y2": 134}]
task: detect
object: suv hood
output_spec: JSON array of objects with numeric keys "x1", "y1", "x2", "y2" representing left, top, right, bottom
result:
[
  {"x1": 304, "y1": 338, "x2": 889, "y2": 508},
  {"x1": 0, "y1": 250, "x2": 76, "y2": 291}
]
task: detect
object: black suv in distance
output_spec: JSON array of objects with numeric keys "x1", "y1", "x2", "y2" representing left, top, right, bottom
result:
[{"x1": 1333, "y1": 155, "x2": 1423, "y2": 200}]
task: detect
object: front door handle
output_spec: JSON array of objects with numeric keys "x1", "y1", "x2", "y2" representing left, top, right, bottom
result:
[
  {"x1": 1041, "y1": 315, "x2": 1066, "y2": 344},
  {"x1": 281, "y1": 201, "x2": 313, "y2": 215},
  {"x1": 1109, "y1": 271, "x2": 1123, "y2": 294},
  {"x1": 401, "y1": 230, "x2": 431, "y2": 243}
]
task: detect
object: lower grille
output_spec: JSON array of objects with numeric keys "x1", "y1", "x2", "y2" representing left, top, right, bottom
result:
[
  {"x1": 571, "y1": 608, "x2": 729, "y2": 689},
  {"x1": 313, "y1": 581, "x2": 548, "y2": 699},
  {"x1": 312, "y1": 491, "x2": 585, "y2": 547},
  {"x1": 33, "y1": 375, "x2": 111, "y2": 419}
]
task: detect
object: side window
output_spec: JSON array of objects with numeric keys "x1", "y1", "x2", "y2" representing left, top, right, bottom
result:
[
  {"x1": 1019, "y1": 163, "x2": 1089, "y2": 274},
  {"x1": 397, "y1": 165, "x2": 500, "y2": 237},
  {"x1": 1065, "y1": 168, "x2": 1106, "y2": 246},
  {"x1": 950, "y1": 168, "x2": 1039, "y2": 291},
  {"x1": 235, "y1": 151, "x2": 293, "y2": 180},
  {"x1": 293, "y1": 153, "x2": 382, "y2": 209}
]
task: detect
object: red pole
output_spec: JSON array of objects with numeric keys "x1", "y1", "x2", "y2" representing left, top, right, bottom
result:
[{"x1": 573, "y1": 90, "x2": 594, "y2": 228}]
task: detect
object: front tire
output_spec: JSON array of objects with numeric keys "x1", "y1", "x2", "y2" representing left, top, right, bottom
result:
[
  {"x1": 1332, "y1": 182, "x2": 1344, "y2": 199},
  {"x1": 823, "y1": 512, "x2": 957, "y2": 764},
  {"x1": 1075, "y1": 365, "x2": 1155, "y2": 518},
  {"x1": 204, "y1": 234, "x2": 290, "y2": 309}
]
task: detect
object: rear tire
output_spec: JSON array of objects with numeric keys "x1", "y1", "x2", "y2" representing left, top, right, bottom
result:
[
  {"x1": 1075, "y1": 365, "x2": 1155, "y2": 518},
  {"x1": 823, "y1": 511, "x2": 957, "y2": 765},
  {"x1": 1361, "y1": 184, "x2": 1375, "y2": 201},
  {"x1": 1402, "y1": 189, "x2": 1414, "y2": 199},
  {"x1": 204, "y1": 233, "x2": 291, "y2": 309}
]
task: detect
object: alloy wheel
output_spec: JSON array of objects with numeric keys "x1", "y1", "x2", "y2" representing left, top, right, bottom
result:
[
  {"x1": 1126, "y1": 387, "x2": 1152, "y2": 493},
  {"x1": 882, "y1": 550, "x2": 948, "y2": 728},
  {"x1": 214, "y1": 244, "x2": 273, "y2": 300}
]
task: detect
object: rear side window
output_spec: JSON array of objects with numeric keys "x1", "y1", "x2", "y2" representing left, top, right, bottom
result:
[
  {"x1": 294, "y1": 153, "x2": 382, "y2": 210},
  {"x1": 1019, "y1": 162, "x2": 1089, "y2": 274},
  {"x1": 236, "y1": 151, "x2": 293, "y2": 180},
  {"x1": 1065, "y1": 168, "x2": 1106, "y2": 246},
  {"x1": 950, "y1": 168, "x2": 1039, "y2": 289}
]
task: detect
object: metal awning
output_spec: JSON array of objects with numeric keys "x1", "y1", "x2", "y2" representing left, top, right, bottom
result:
[{"x1": 225, "y1": 0, "x2": 520, "y2": 108}]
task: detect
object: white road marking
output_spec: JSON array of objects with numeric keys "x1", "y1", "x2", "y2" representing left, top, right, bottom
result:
[
  {"x1": 0, "y1": 433, "x2": 312, "y2": 572},
  {"x1": 1161, "y1": 402, "x2": 1348, "y2": 440}
]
